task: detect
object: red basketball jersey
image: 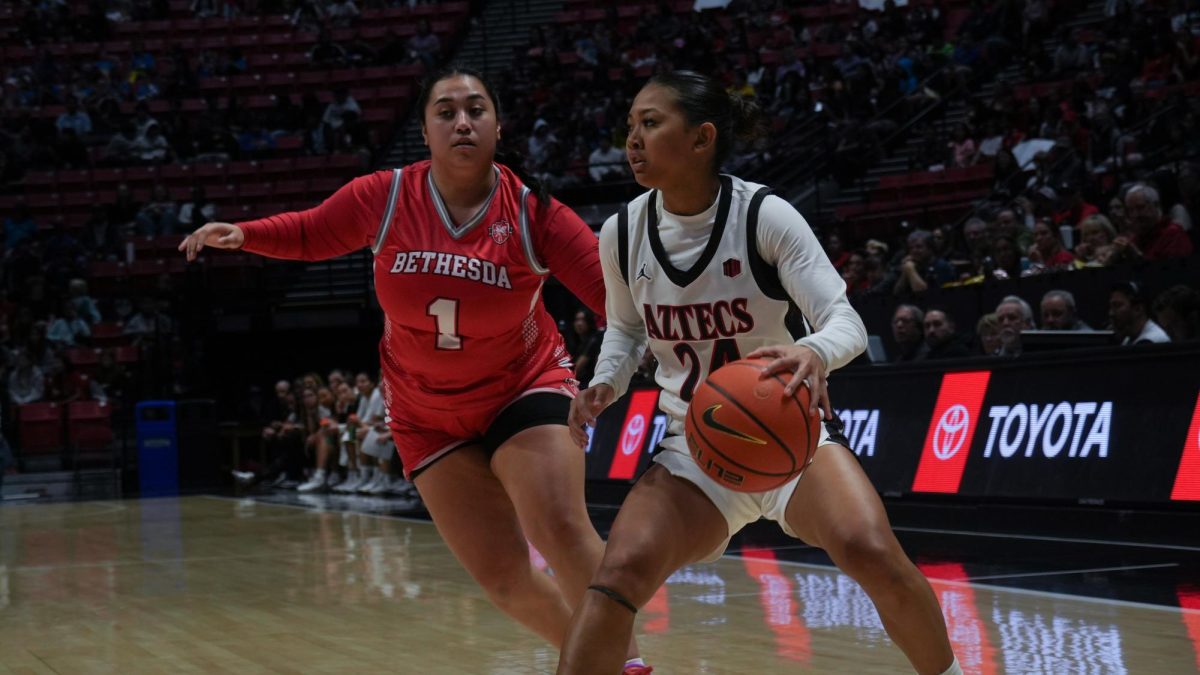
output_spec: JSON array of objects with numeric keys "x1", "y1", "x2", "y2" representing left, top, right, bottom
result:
[{"x1": 236, "y1": 160, "x2": 605, "y2": 422}]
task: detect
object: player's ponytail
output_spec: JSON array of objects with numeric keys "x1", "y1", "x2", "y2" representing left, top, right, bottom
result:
[
  {"x1": 729, "y1": 92, "x2": 764, "y2": 146},
  {"x1": 647, "y1": 70, "x2": 764, "y2": 174}
]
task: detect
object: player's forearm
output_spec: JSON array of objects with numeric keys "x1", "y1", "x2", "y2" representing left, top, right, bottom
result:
[{"x1": 589, "y1": 326, "x2": 646, "y2": 401}]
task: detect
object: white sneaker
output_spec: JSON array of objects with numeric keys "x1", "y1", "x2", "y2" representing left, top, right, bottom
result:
[
  {"x1": 297, "y1": 470, "x2": 328, "y2": 493},
  {"x1": 386, "y1": 477, "x2": 417, "y2": 497},
  {"x1": 356, "y1": 472, "x2": 381, "y2": 494},
  {"x1": 365, "y1": 473, "x2": 391, "y2": 495},
  {"x1": 333, "y1": 471, "x2": 363, "y2": 493},
  {"x1": 325, "y1": 472, "x2": 343, "y2": 489}
]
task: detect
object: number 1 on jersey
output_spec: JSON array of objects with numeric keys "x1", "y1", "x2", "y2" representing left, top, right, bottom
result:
[{"x1": 427, "y1": 298, "x2": 462, "y2": 350}]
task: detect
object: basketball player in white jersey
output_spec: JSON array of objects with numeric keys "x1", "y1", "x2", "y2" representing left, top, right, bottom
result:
[{"x1": 556, "y1": 72, "x2": 960, "y2": 675}]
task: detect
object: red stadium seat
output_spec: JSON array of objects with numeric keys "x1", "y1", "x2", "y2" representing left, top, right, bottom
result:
[
  {"x1": 18, "y1": 403, "x2": 64, "y2": 455},
  {"x1": 66, "y1": 347, "x2": 101, "y2": 374},
  {"x1": 91, "y1": 322, "x2": 130, "y2": 348},
  {"x1": 67, "y1": 401, "x2": 114, "y2": 451}
]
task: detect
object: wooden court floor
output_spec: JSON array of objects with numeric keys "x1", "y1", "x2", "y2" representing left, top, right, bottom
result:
[{"x1": 1, "y1": 496, "x2": 1197, "y2": 674}]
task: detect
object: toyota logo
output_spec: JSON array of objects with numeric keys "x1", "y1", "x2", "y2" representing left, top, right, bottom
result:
[
  {"x1": 622, "y1": 414, "x2": 646, "y2": 456},
  {"x1": 932, "y1": 404, "x2": 970, "y2": 460}
]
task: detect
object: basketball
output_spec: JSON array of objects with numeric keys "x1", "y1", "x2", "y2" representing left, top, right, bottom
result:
[{"x1": 684, "y1": 358, "x2": 821, "y2": 493}]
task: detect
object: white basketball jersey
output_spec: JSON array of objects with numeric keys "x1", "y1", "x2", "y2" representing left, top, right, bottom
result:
[{"x1": 616, "y1": 175, "x2": 805, "y2": 425}]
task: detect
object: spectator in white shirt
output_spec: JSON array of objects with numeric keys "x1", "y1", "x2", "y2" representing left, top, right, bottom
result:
[
  {"x1": 1110, "y1": 282, "x2": 1170, "y2": 345},
  {"x1": 588, "y1": 136, "x2": 627, "y2": 182},
  {"x1": 47, "y1": 301, "x2": 92, "y2": 347},
  {"x1": 8, "y1": 350, "x2": 45, "y2": 405}
]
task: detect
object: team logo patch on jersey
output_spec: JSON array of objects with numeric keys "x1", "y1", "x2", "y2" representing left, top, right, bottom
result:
[
  {"x1": 636, "y1": 263, "x2": 652, "y2": 282},
  {"x1": 488, "y1": 219, "x2": 514, "y2": 244},
  {"x1": 722, "y1": 258, "x2": 743, "y2": 278}
]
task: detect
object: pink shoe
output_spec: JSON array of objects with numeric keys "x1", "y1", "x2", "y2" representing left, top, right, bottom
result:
[{"x1": 623, "y1": 665, "x2": 653, "y2": 675}]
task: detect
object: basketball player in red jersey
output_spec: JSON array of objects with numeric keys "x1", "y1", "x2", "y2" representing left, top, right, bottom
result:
[
  {"x1": 557, "y1": 72, "x2": 959, "y2": 675},
  {"x1": 180, "y1": 66, "x2": 650, "y2": 674}
]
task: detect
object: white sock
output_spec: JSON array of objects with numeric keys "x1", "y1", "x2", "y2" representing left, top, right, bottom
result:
[
  {"x1": 938, "y1": 657, "x2": 962, "y2": 675},
  {"x1": 624, "y1": 658, "x2": 646, "y2": 668},
  {"x1": 311, "y1": 469, "x2": 326, "y2": 481}
]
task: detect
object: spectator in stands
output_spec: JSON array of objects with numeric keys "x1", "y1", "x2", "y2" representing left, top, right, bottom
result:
[
  {"x1": 1052, "y1": 182, "x2": 1099, "y2": 228},
  {"x1": 136, "y1": 184, "x2": 180, "y2": 237},
  {"x1": 995, "y1": 295, "x2": 1035, "y2": 356},
  {"x1": 588, "y1": 136, "x2": 627, "y2": 183},
  {"x1": 975, "y1": 312, "x2": 1002, "y2": 356},
  {"x1": 1053, "y1": 29, "x2": 1091, "y2": 74},
  {"x1": 1074, "y1": 214, "x2": 1116, "y2": 265},
  {"x1": 961, "y1": 216, "x2": 990, "y2": 260},
  {"x1": 105, "y1": 123, "x2": 141, "y2": 165},
  {"x1": 1040, "y1": 290, "x2": 1092, "y2": 331},
  {"x1": 321, "y1": 87, "x2": 361, "y2": 149},
  {"x1": 1114, "y1": 184, "x2": 1194, "y2": 261},
  {"x1": 841, "y1": 252, "x2": 870, "y2": 297},
  {"x1": 296, "y1": 386, "x2": 334, "y2": 492},
  {"x1": 178, "y1": 187, "x2": 218, "y2": 229},
  {"x1": 83, "y1": 206, "x2": 122, "y2": 261},
  {"x1": 890, "y1": 304, "x2": 928, "y2": 362},
  {"x1": 124, "y1": 297, "x2": 173, "y2": 342},
  {"x1": 308, "y1": 27, "x2": 347, "y2": 67},
  {"x1": 8, "y1": 349, "x2": 45, "y2": 405},
  {"x1": 988, "y1": 235, "x2": 1025, "y2": 280},
  {"x1": 948, "y1": 124, "x2": 977, "y2": 168},
  {"x1": 992, "y1": 206, "x2": 1032, "y2": 250},
  {"x1": 47, "y1": 301, "x2": 90, "y2": 347},
  {"x1": 1106, "y1": 195, "x2": 1129, "y2": 235},
  {"x1": 408, "y1": 18, "x2": 441, "y2": 67},
  {"x1": 1153, "y1": 285, "x2": 1200, "y2": 343},
  {"x1": 923, "y1": 308, "x2": 970, "y2": 359},
  {"x1": 325, "y1": 0, "x2": 359, "y2": 28},
  {"x1": 108, "y1": 184, "x2": 142, "y2": 232},
  {"x1": 56, "y1": 100, "x2": 92, "y2": 137},
  {"x1": 1027, "y1": 219, "x2": 1075, "y2": 271},
  {"x1": 3, "y1": 203, "x2": 37, "y2": 251},
  {"x1": 67, "y1": 279, "x2": 102, "y2": 325},
  {"x1": 134, "y1": 124, "x2": 173, "y2": 164},
  {"x1": 90, "y1": 348, "x2": 129, "y2": 405},
  {"x1": 1110, "y1": 281, "x2": 1170, "y2": 345},
  {"x1": 566, "y1": 310, "x2": 603, "y2": 388},
  {"x1": 823, "y1": 232, "x2": 851, "y2": 271},
  {"x1": 893, "y1": 230, "x2": 955, "y2": 297},
  {"x1": 133, "y1": 102, "x2": 160, "y2": 138}
]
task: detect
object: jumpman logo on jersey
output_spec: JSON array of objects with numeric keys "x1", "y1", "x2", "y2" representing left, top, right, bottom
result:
[{"x1": 636, "y1": 263, "x2": 652, "y2": 282}]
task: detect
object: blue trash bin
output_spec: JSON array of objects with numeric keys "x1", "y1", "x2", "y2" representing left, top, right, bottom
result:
[{"x1": 136, "y1": 401, "x2": 179, "y2": 497}]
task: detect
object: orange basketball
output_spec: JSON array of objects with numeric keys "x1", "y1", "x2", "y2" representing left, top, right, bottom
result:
[{"x1": 684, "y1": 358, "x2": 821, "y2": 492}]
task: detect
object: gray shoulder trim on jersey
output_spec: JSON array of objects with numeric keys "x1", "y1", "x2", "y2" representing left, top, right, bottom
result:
[
  {"x1": 371, "y1": 167, "x2": 402, "y2": 256},
  {"x1": 518, "y1": 186, "x2": 549, "y2": 275}
]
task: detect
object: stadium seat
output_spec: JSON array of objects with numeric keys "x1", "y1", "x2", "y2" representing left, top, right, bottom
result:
[
  {"x1": 67, "y1": 401, "x2": 114, "y2": 451},
  {"x1": 18, "y1": 403, "x2": 64, "y2": 455}
]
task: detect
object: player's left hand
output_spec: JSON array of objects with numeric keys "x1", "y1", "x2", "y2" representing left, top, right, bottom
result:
[{"x1": 746, "y1": 344, "x2": 832, "y2": 420}]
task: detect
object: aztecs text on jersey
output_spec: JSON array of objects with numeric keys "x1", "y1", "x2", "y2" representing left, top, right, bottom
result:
[{"x1": 621, "y1": 175, "x2": 799, "y2": 425}]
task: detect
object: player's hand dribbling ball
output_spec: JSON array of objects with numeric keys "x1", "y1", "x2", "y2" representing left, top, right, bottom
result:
[{"x1": 684, "y1": 358, "x2": 821, "y2": 492}]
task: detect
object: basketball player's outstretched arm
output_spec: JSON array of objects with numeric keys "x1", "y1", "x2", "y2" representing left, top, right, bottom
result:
[{"x1": 180, "y1": 171, "x2": 390, "y2": 262}]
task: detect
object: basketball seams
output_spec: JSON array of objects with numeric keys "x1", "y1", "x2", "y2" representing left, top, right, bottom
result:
[
  {"x1": 688, "y1": 402, "x2": 796, "y2": 480},
  {"x1": 716, "y1": 360, "x2": 816, "y2": 465},
  {"x1": 705, "y1": 379, "x2": 800, "y2": 475}
]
